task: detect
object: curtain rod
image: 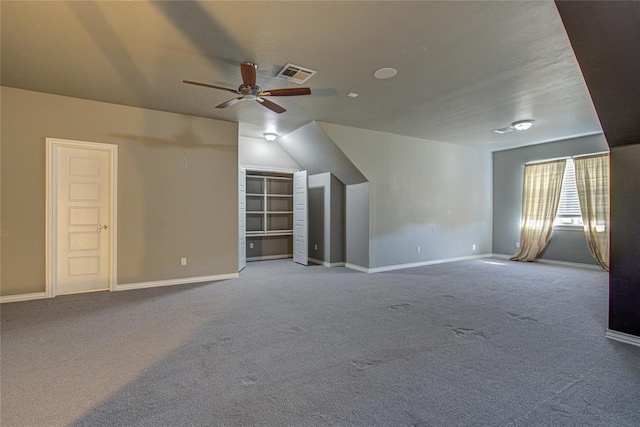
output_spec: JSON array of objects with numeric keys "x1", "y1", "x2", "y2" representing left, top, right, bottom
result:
[
  {"x1": 525, "y1": 151, "x2": 609, "y2": 166},
  {"x1": 572, "y1": 151, "x2": 609, "y2": 159},
  {"x1": 525, "y1": 156, "x2": 569, "y2": 166}
]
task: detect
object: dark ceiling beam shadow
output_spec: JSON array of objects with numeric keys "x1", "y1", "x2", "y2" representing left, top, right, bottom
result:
[
  {"x1": 152, "y1": 1, "x2": 251, "y2": 72},
  {"x1": 67, "y1": 1, "x2": 154, "y2": 103},
  {"x1": 554, "y1": 0, "x2": 640, "y2": 148},
  {"x1": 108, "y1": 115, "x2": 236, "y2": 150},
  {"x1": 107, "y1": 132, "x2": 237, "y2": 151}
]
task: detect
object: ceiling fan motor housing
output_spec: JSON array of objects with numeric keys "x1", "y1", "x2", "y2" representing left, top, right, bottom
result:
[{"x1": 239, "y1": 84, "x2": 261, "y2": 99}]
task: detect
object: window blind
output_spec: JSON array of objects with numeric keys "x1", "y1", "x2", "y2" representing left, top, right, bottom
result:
[{"x1": 556, "y1": 158, "x2": 582, "y2": 217}]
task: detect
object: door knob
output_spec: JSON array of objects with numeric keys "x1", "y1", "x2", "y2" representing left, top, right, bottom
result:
[{"x1": 98, "y1": 224, "x2": 108, "y2": 231}]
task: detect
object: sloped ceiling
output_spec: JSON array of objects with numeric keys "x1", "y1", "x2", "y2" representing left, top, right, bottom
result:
[
  {"x1": 277, "y1": 122, "x2": 367, "y2": 186},
  {"x1": 1, "y1": 1, "x2": 603, "y2": 150}
]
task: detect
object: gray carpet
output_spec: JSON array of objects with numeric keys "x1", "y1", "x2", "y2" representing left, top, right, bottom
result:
[{"x1": 1, "y1": 258, "x2": 639, "y2": 426}]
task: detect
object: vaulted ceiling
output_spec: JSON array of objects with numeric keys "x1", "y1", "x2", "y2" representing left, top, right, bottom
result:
[{"x1": 1, "y1": 1, "x2": 603, "y2": 150}]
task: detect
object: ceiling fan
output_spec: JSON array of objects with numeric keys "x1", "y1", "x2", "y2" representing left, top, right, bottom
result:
[{"x1": 183, "y1": 62, "x2": 311, "y2": 114}]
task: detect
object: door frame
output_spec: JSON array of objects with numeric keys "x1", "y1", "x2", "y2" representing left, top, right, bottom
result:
[
  {"x1": 45, "y1": 137, "x2": 118, "y2": 298},
  {"x1": 293, "y1": 170, "x2": 308, "y2": 265}
]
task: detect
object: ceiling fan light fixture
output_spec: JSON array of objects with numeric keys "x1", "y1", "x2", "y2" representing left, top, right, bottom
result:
[
  {"x1": 511, "y1": 119, "x2": 535, "y2": 131},
  {"x1": 263, "y1": 132, "x2": 278, "y2": 142}
]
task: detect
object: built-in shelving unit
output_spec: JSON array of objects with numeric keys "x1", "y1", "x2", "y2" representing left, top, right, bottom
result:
[{"x1": 245, "y1": 171, "x2": 294, "y2": 261}]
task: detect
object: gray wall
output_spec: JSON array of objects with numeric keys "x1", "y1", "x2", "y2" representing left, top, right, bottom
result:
[
  {"x1": 320, "y1": 122, "x2": 493, "y2": 269},
  {"x1": 492, "y1": 133, "x2": 609, "y2": 263},
  {"x1": 238, "y1": 135, "x2": 300, "y2": 171},
  {"x1": 330, "y1": 174, "x2": 345, "y2": 263},
  {"x1": 1, "y1": 87, "x2": 239, "y2": 295},
  {"x1": 609, "y1": 143, "x2": 640, "y2": 335},
  {"x1": 345, "y1": 183, "x2": 370, "y2": 268},
  {"x1": 245, "y1": 236, "x2": 292, "y2": 260},
  {"x1": 308, "y1": 172, "x2": 345, "y2": 264},
  {"x1": 308, "y1": 173, "x2": 329, "y2": 262}
]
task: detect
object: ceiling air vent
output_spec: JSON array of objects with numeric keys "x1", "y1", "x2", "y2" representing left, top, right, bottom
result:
[{"x1": 276, "y1": 63, "x2": 317, "y2": 84}]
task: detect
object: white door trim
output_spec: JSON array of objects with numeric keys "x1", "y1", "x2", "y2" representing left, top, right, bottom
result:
[
  {"x1": 238, "y1": 166, "x2": 247, "y2": 272},
  {"x1": 293, "y1": 170, "x2": 308, "y2": 265},
  {"x1": 46, "y1": 138, "x2": 118, "y2": 298}
]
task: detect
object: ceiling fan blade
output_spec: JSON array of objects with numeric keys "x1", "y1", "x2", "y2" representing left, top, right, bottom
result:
[
  {"x1": 258, "y1": 87, "x2": 312, "y2": 97},
  {"x1": 256, "y1": 97, "x2": 286, "y2": 114},
  {"x1": 183, "y1": 80, "x2": 240, "y2": 94},
  {"x1": 215, "y1": 97, "x2": 243, "y2": 109},
  {"x1": 240, "y1": 62, "x2": 257, "y2": 87}
]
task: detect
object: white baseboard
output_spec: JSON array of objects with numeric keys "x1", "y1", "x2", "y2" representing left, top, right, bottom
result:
[
  {"x1": 346, "y1": 254, "x2": 492, "y2": 274},
  {"x1": 309, "y1": 258, "x2": 346, "y2": 268},
  {"x1": 492, "y1": 253, "x2": 603, "y2": 270},
  {"x1": 0, "y1": 292, "x2": 48, "y2": 304},
  {"x1": 116, "y1": 273, "x2": 239, "y2": 292},
  {"x1": 345, "y1": 263, "x2": 369, "y2": 273},
  {"x1": 368, "y1": 254, "x2": 492, "y2": 274},
  {"x1": 605, "y1": 329, "x2": 640, "y2": 348},
  {"x1": 1, "y1": 274, "x2": 240, "y2": 301}
]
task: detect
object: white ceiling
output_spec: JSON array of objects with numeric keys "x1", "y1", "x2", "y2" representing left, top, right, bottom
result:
[{"x1": 1, "y1": 1, "x2": 603, "y2": 150}]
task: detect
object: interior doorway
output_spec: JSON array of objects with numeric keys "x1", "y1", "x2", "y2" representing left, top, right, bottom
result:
[
  {"x1": 46, "y1": 138, "x2": 118, "y2": 296},
  {"x1": 239, "y1": 168, "x2": 308, "y2": 270}
]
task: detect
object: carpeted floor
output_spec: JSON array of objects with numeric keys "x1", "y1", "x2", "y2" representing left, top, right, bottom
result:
[{"x1": 1, "y1": 258, "x2": 639, "y2": 426}]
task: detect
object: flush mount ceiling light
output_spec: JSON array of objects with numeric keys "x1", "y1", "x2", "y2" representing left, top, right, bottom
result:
[
  {"x1": 492, "y1": 119, "x2": 536, "y2": 134},
  {"x1": 373, "y1": 67, "x2": 398, "y2": 80},
  {"x1": 346, "y1": 92, "x2": 359, "y2": 98},
  {"x1": 511, "y1": 119, "x2": 535, "y2": 131},
  {"x1": 263, "y1": 132, "x2": 278, "y2": 142}
]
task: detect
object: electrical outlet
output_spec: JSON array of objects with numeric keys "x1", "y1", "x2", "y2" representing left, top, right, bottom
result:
[
  {"x1": 472, "y1": 244, "x2": 476, "y2": 251},
  {"x1": 417, "y1": 246, "x2": 421, "y2": 253},
  {"x1": 181, "y1": 158, "x2": 188, "y2": 168},
  {"x1": 515, "y1": 242, "x2": 520, "y2": 249},
  {"x1": 249, "y1": 242, "x2": 254, "y2": 249},
  {"x1": 181, "y1": 257, "x2": 187, "y2": 266},
  {"x1": 314, "y1": 244, "x2": 318, "y2": 251}
]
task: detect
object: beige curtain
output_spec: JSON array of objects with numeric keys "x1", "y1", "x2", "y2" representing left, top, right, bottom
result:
[
  {"x1": 511, "y1": 160, "x2": 566, "y2": 262},
  {"x1": 574, "y1": 154, "x2": 610, "y2": 271}
]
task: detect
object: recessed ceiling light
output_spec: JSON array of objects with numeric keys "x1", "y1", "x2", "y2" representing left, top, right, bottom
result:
[
  {"x1": 511, "y1": 119, "x2": 535, "y2": 131},
  {"x1": 263, "y1": 132, "x2": 278, "y2": 141},
  {"x1": 374, "y1": 67, "x2": 398, "y2": 80},
  {"x1": 346, "y1": 92, "x2": 359, "y2": 98}
]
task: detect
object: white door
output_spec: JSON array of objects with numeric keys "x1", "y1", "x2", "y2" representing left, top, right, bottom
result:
[
  {"x1": 239, "y1": 167, "x2": 247, "y2": 271},
  {"x1": 55, "y1": 145, "x2": 112, "y2": 294},
  {"x1": 293, "y1": 170, "x2": 308, "y2": 265}
]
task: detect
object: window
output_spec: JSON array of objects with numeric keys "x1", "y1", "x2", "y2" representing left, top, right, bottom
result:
[{"x1": 554, "y1": 158, "x2": 583, "y2": 228}]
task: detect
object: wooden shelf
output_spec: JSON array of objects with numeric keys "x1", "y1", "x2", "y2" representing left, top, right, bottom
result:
[
  {"x1": 247, "y1": 211, "x2": 292, "y2": 214},
  {"x1": 246, "y1": 230, "x2": 293, "y2": 237},
  {"x1": 266, "y1": 230, "x2": 294, "y2": 236}
]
